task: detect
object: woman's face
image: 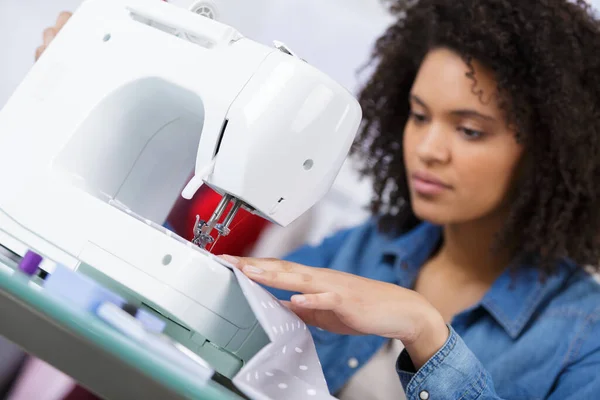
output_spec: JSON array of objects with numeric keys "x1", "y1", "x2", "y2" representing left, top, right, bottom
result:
[{"x1": 403, "y1": 47, "x2": 524, "y2": 226}]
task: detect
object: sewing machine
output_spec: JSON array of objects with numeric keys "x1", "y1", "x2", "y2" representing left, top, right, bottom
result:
[{"x1": 0, "y1": 0, "x2": 361, "y2": 379}]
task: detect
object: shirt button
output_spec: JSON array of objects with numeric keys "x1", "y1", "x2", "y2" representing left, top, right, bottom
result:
[
  {"x1": 347, "y1": 357, "x2": 359, "y2": 368},
  {"x1": 419, "y1": 390, "x2": 430, "y2": 400}
]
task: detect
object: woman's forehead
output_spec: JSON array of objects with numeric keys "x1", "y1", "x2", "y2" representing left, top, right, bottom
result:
[{"x1": 412, "y1": 48, "x2": 502, "y2": 117}]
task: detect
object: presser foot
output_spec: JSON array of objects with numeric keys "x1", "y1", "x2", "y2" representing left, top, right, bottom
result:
[
  {"x1": 190, "y1": 195, "x2": 243, "y2": 251},
  {"x1": 192, "y1": 216, "x2": 215, "y2": 249},
  {"x1": 191, "y1": 234, "x2": 215, "y2": 249}
]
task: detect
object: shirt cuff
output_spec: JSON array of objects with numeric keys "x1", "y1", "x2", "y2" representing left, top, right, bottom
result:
[{"x1": 396, "y1": 325, "x2": 490, "y2": 400}]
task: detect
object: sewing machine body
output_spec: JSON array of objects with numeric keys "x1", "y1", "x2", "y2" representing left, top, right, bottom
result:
[{"x1": 0, "y1": 0, "x2": 361, "y2": 377}]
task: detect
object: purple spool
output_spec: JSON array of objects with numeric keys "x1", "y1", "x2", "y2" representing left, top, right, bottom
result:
[{"x1": 19, "y1": 250, "x2": 43, "y2": 275}]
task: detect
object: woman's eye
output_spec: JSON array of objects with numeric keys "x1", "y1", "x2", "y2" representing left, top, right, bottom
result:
[
  {"x1": 409, "y1": 111, "x2": 427, "y2": 124},
  {"x1": 459, "y1": 127, "x2": 484, "y2": 140}
]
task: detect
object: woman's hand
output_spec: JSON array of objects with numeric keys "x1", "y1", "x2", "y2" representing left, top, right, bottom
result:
[
  {"x1": 35, "y1": 12, "x2": 72, "y2": 61},
  {"x1": 220, "y1": 255, "x2": 450, "y2": 369}
]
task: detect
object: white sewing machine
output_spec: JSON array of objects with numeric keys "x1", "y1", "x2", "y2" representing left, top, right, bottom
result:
[{"x1": 0, "y1": 0, "x2": 361, "y2": 378}]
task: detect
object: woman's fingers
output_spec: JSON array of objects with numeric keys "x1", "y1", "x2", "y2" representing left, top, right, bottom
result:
[
  {"x1": 222, "y1": 255, "x2": 304, "y2": 273},
  {"x1": 35, "y1": 46, "x2": 46, "y2": 61},
  {"x1": 291, "y1": 292, "x2": 343, "y2": 310},
  {"x1": 36, "y1": 12, "x2": 73, "y2": 61},
  {"x1": 56, "y1": 11, "x2": 72, "y2": 30},
  {"x1": 43, "y1": 28, "x2": 56, "y2": 47},
  {"x1": 241, "y1": 266, "x2": 323, "y2": 294},
  {"x1": 220, "y1": 255, "x2": 332, "y2": 293},
  {"x1": 285, "y1": 303, "x2": 362, "y2": 335}
]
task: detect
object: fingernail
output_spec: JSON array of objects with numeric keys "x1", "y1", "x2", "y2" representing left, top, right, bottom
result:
[
  {"x1": 292, "y1": 295, "x2": 308, "y2": 305},
  {"x1": 219, "y1": 255, "x2": 240, "y2": 266},
  {"x1": 243, "y1": 265, "x2": 264, "y2": 275}
]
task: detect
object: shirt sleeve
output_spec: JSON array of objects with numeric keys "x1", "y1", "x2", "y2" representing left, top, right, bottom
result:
[
  {"x1": 396, "y1": 320, "x2": 600, "y2": 400},
  {"x1": 396, "y1": 325, "x2": 497, "y2": 400}
]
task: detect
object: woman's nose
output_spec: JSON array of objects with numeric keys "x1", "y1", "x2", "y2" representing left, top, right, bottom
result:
[{"x1": 415, "y1": 125, "x2": 451, "y2": 165}]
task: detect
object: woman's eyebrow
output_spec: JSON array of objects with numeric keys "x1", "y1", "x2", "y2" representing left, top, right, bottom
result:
[
  {"x1": 410, "y1": 94, "x2": 496, "y2": 121},
  {"x1": 451, "y1": 109, "x2": 496, "y2": 121}
]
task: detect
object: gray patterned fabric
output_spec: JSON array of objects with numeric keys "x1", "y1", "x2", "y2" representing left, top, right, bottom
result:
[{"x1": 232, "y1": 269, "x2": 335, "y2": 400}]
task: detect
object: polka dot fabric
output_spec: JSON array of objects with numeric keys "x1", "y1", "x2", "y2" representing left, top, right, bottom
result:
[{"x1": 232, "y1": 268, "x2": 335, "y2": 400}]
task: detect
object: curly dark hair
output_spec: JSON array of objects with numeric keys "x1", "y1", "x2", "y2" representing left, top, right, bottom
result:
[{"x1": 351, "y1": 0, "x2": 600, "y2": 273}]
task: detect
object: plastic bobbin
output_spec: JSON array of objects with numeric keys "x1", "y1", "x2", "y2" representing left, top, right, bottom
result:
[
  {"x1": 18, "y1": 250, "x2": 43, "y2": 275},
  {"x1": 135, "y1": 309, "x2": 167, "y2": 334},
  {"x1": 119, "y1": 303, "x2": 165, "y2": 333},
  {"x1": 44, "y1": 265, "x2": 126, "y2": 313}
]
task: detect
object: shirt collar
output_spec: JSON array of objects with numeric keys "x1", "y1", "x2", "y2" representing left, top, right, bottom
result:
[
  {"x1": 378, "y1": 221, "x2": 577, "y2": 339},
  {"x1": 380, "y1": 222, "x2": 442, "y2": 287},
  {"x1": 480, "y1": 260, "x2": 577, "y2": 338}
]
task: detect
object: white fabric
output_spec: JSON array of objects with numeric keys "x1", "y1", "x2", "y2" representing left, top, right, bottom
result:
[{"x1": 337, "y1": 340, "x2": 407, "y2": 400}]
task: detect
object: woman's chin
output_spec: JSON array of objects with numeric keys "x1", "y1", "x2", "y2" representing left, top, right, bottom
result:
[{"x1": 411, "y1": 201, "x2": 455, "y2": 226}]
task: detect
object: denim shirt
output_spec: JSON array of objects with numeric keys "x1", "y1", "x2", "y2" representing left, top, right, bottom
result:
[{"x1": 267, "y1": 219, "x2": 600, "y2": 399}]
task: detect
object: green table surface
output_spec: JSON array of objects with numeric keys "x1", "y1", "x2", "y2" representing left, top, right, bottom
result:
[{"x1": 0, "y1": 255, "x2": 242, "y2": 400}]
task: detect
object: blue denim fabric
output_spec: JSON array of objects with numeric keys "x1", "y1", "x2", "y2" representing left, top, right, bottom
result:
[{"x1": 267, "y1": 219, "x2": 600, "y2": 399}]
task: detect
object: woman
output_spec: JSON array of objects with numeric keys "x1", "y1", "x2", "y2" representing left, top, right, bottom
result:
[{"x1": 220, "y1": 0, "x2": 600, "y2": 399}]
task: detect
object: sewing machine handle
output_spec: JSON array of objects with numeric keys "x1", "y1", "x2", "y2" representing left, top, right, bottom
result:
[{"x1": 126, "y1": 0, "x2": 241, "y2": 48}]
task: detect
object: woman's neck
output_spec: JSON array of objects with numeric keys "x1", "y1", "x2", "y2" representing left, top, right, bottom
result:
[{"x1": 436, "y1": 213, "x2": 512, "y2": 283}]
